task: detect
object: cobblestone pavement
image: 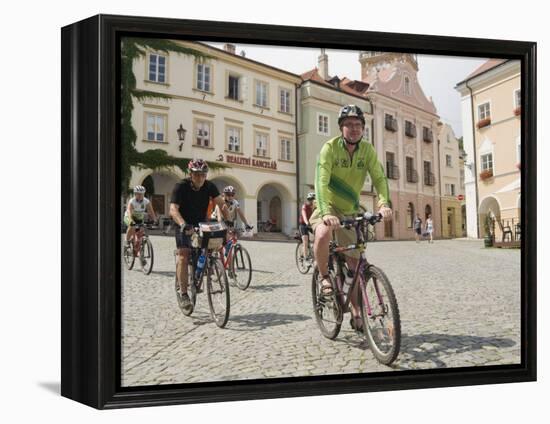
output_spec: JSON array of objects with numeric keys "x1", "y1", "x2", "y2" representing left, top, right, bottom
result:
[{"x1": 121, "y1": 237, "x2": 521, "y2": 386}]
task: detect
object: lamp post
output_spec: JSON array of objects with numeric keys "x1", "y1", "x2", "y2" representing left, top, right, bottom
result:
[{"x1": 177, "y1": 124, "x2": 186, "y2": 151}]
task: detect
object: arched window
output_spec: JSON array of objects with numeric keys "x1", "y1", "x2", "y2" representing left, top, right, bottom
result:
[
  {"x1": 404, "y1": 76, "x2": 411, "y2": 95},
  {"x1": 407, "y1": 202, "x2": 414, "y2": 228},
  {"x1": 425, "y1": 204, "x2": 432, "y2": 220}
]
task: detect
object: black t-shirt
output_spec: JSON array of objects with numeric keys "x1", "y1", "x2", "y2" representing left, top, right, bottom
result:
[{"x1": 170, "y1": 179, "x2": 220, "y2": 226}]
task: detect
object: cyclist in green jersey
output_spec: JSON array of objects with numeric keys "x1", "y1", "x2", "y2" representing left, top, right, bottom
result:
[{"x1": 310, "y1": 104, "x2": 393, "y2": 331}]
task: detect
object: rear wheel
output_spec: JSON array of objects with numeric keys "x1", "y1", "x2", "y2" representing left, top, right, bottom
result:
[
  {"x1": 123, "y1": 242, "x2": 135, "y2": 270},
  {"x1": 231, "y1": 244, "x2": 252, "y2": 290},
  {"x1": 311, "y1": 266, "x2": 342, "y2": 339},
  {"x1": 359, "y1": 265, "x2": 401, "y2": 365},
  {"x1": 207, "y1": 257, "x2": 230, "y2": 328},
  {"x1": 140, "y1": 238, "x2": 154, "y2": 275}
]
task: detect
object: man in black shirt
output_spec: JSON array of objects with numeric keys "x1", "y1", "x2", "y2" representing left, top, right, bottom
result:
[{"x1": 170, "y1": 159, "x2": 227, "y2": 314}]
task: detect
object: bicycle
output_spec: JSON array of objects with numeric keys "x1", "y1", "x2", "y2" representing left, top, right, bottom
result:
[
  {"x1": 123, "y1": 221, "x2": 155, "y2": 275},
  {"x1": 174, "y1": 222, "x2": 230, "y2": 328},
  {"x1": 219, "y1": 226, "x2": 253, "y2": 290},
  {"x1": 295, "y1": 226, "x2": 314, "y2": 274},
  {"x1": 311, "y1": 212, "x2": 401, "y2": 365}
]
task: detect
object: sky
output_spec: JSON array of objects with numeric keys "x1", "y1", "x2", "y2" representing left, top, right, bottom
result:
[{"x1": 207, "y1": 42, "x2": 489, "y2": 138}]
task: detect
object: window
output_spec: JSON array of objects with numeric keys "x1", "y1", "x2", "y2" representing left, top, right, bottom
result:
[
  {"x1": 407, "y1": 202, "x2": 414, "y2": 228},
  {"x1": 146, "y1": 113, "x2": 166, "y2": 142},
  {"x1": 515, "y1": 89, "x2": 521, "y2": 108},
  {"x1": 195, "y1": 120, "x2": 211, "y2": 147},
  {"x1": 227, "y1": 127, "x2": 241, "y2": 152},
  {"x1": 280, "y1": 138, "x2": 291, "y2": 161},
  {"x1": 478, "y1": 102, "x2": 491, "y2": 120},
  {"x1": 228, "y1": 75, "x2": 240, "y2": 100},
  {"x1": 255, "y1": 133, "x2": 268, "y2": 157},
  {"x1": 364, "y1": 126, "x2": 370, "y2": 141},
  {"x1": 445, "y1": 184, "x2": 456, "y2": 196},
  {"x1": 460, "y1": 169, "x2": 465, "y2": 187},
  {"x1": 404, "y1": 76, "x2": 411, "y2": 95},
  {"x1": 406, "y1": 156, "x2": 417, "y2": 183},
  {"x1": 446, "y1": 154, "x2": 452, "y2": 167},
  {"x1": 405, "y1": 120, "x2": 416, "y2": 137},
  {"x1": 480, "y1": 153, "x2": 493, "y2": 171},
  {"x1": 385, "y1": 114, "x2": 397, "y2": 132},
  {"x1": 386, "y1": 152, "x2": 399, "y2": 180},
  {"x1": 447, "y1": 133, "x2": 451, "y2": 143},
  {"x1": 255, "y1": 81, "x2": 268, "y2": 107},
  {"x1": 148, "y1": 54, "x2": 166, "y2": 83},
  {"x1": 196, "y1": 63, "x2": 211, "y2": 92},
  {"x1": 279, "y1": 88, "x2": 291, "y2": 113},
  {"x1": 317, "y1": 113, "x2": 329, "y2": 135}
]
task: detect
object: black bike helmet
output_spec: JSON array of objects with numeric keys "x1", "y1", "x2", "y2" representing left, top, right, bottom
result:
[{"x1": 338, "y1": 104, "x2": 365, "y2": 127}]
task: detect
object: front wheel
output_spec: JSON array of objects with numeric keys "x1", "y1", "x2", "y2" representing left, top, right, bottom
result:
[
  {"x1": 231, "y1": 244, "x2": 252, "y2": 290},
  {"x1": 359, "y1": 265, "x2": 401, "y2": 365},
  {"x1": 206, "y1": 257, "x2": 230, "y2": 328},
  {"x1": 140, "y1": 238, "x2": 154, "y2": 275},
  {"x1": 123, "y1": 242, "x2": 135, "y2": 270},
  {"x1": 311, "y1": 266, "x2": 342, "y2": 339},
  {"x1": 295, "y1": 241, "x2": 312, "y2": 274}
]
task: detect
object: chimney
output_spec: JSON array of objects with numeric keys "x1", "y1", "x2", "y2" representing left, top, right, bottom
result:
[
  {"x1": 318, "y1": 48, "x2": 329, "y2": 80},
  {"x1": 224, "y1": 44, "x2": 236, "y2": 54}
]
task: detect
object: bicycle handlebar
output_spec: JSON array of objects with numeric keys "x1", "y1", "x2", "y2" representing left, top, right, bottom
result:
[{"x1": 340, "y1": 212, "x2": 383, "y2": 228}]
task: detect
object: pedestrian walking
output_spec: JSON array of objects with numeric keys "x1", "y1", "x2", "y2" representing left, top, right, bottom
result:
[
  {"x1": 413, "y1": 214, "x2": 422, "y2": 243},
  {"x1": 425, "y1": 214, "x2": 434, "y2": 243}
]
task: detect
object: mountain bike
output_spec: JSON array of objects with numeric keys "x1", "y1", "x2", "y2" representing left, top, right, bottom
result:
[
  {"x1": 174, "y1": 222, "x2": 230, "y2": 328},
  {"x1": 123, "y1": 221, "x2": 155, "y2": 275},
  {"x1": 295, "y1": 226, "x2": 314, "y2": 274},
  {"x1": 219, "y1": 226, "x2": 253, "y2": 290},
  {"x1": 311, "y1": 212, "x2": 401, "y2": 365}
]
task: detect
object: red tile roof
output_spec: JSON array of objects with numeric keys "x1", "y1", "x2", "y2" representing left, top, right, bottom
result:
[{"x1": 465, "y1": 59, "x2": 507, "y2": 80}]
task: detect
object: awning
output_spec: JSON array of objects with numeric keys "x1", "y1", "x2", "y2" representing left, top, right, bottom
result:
[{"x1": 495, "y1": 178, "x2": 520, "y2": 193}]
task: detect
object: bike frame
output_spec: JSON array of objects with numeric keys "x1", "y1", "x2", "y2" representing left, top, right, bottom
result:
[
  {"x1": 329, "y1": 221, "x2": 382, "y2": 319},
  {"x1": 219, "y1": 229, "x2": 239, "y2": 270},
  {"x1": 130, "y1": 225, "x2": 146, "y2": 256}
]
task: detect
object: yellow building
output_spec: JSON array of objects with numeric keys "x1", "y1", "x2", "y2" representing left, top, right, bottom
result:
[
  {"x1": 437, "y1": 123, "x2": 466, "y2": 238},
  {"x1": 129, "y1": 41, "x2": 302, "y2": 235},
  {"x1": 456, "y1": 59, "x2": 521, "y2": 243}
]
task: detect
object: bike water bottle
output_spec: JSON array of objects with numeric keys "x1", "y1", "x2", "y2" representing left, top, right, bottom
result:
[{"x1": 195, "y1": 253, "x2": 206, "y2": 279}]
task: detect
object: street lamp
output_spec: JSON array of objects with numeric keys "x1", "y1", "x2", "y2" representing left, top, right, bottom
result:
[{"x1": 177, "y1": 124, "x2": 186, "y2": 151}]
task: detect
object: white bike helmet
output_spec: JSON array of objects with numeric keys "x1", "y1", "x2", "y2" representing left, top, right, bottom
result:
[
  {"x1": 134, "y1": 185, "x2": 146, "y2": 194},
  {"x1": 306, "y1": 192, "x2": 316, "y2": 200}
]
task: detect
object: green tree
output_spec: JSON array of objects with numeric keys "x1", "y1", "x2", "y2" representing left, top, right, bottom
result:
[{"x1": 121, "y1": 38, "x2": 227, "y2": 193}]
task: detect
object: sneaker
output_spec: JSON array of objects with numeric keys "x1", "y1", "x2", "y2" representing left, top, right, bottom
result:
[{"x1": 179, "y1": 292, "x2": 194, "y2": 314}]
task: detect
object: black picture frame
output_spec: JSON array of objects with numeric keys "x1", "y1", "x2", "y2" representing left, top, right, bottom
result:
[{"x1": 61, "y1": 14, "x2": 536, "y2": 409}]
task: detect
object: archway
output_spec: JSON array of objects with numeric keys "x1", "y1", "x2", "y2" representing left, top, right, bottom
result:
[
  {"x1": 424, "y1": 204, "x2": 432, "y2": 220},
  {"x1": 209, "y1": 176, "x2": 247, "y2": 217},
  {"x1": 256, "y1": 182, "x2": 293, "y2": 235},
  {"x1": 478, "y1": 196, "x2": 501, "y2": 238}
]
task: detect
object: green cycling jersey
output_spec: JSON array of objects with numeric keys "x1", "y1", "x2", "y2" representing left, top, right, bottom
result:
[{"x1": 315, "y1": 136, "x2": 391, "y2": 217}]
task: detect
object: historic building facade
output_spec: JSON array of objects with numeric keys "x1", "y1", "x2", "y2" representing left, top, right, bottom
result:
[
  {"x1": 455, "y1": 59, "x2": 521, "y2": 241},
  {"x1": 129, "y1": 41, "x2": 302, "y2": 235}
]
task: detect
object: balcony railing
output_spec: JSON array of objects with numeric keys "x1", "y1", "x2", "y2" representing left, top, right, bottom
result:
[
  {"x1": 424, "y1": 171, "x2": 436, "y2": 186},
  {"x1": 386, "y1": 163, "x2": 400, "y2": 180},
  {"x1": 405, "y1": 122, "x2": 416, "y2": 138},
  {"x1": 385, "y1": 117, "x2": 398, "y2": 132},
  {"x1": 422, "y1": 127, "x2": 433, "y2": 143},
  {"x1": 406, "y1": 168, "x2": 418, "y2": 183}
]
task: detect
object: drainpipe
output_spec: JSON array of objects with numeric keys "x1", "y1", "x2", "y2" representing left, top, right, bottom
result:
[
  {"x1": 295, "y1": 82, "x2": 301, "y2": 230},
  {"x1": 466, "y1": 81, "x2": 480, "y2": 239},
  {"x1": 437, "y1": 136, "x2": 443, "y2": 239}
]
